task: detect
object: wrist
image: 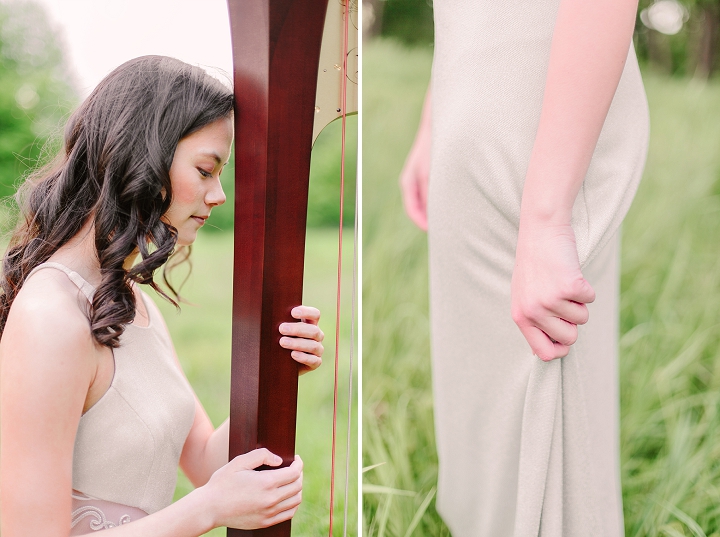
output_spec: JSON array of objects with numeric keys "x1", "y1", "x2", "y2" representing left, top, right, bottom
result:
[
  {"x1": 519, "y1": 197, "x2": 573, "y2": 229},
  {"x1": 520, "y1": 169, "x2": 582, "y2": 228},
  {"x1": 184, "y1": 486, "x2": 218, "y2": 533}
]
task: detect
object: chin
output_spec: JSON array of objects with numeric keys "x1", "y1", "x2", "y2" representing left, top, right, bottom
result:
[{"x1": 176, "y1": 232, "x2": 198, "y2": 247}]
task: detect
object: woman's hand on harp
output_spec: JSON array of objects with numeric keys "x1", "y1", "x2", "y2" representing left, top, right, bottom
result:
[{"x1": 279, "y1": 306, "x2": 324, "y2": 374}]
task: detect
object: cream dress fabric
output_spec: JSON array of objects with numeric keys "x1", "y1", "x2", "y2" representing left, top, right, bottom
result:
[
  {"x1": 427, "y1": 2, "x2": 649, "y2": 536},
  {"x1": 25, "y1": 262, "x2": 196, "y2": 534}
]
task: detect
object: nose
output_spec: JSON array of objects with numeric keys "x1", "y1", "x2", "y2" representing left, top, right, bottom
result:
[{"x1": 206, "y1": 177, "x2": 227, "y2": 208}]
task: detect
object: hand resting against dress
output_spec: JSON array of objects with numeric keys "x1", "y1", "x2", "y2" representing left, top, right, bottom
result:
[
  {"x1": 400, "y1": 89, "x2": 432, "y2": 232},
  {"x1": 510, "y1": 218, "x2": 595, "y2": 362}
]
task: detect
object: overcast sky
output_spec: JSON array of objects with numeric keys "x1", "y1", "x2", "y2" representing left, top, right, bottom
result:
[{"x1": 28, "y1": 0, "x2": 234, "y2": 96}]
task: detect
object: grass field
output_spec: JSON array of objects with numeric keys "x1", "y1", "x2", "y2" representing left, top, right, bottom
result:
[
  {"x1": 156, "y1": 228, "x2": 357, "y2": 536},
  {"x1": 362, "y1": 38, "x2": 720, "y2": 536}
]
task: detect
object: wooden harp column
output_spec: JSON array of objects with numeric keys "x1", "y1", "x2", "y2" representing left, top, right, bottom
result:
[{"x1": 226, "y1": 0, "x2": 329, "y2": 536}]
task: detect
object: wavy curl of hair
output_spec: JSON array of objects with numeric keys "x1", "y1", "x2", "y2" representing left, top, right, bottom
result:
[{"x1": 0, "y1": 55, "x2": 234, "y2": 348}]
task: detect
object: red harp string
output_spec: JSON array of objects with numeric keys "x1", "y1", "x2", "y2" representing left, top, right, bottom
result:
[{"x1": 329, "y1": 0, "x2": 352, "y2": 535}]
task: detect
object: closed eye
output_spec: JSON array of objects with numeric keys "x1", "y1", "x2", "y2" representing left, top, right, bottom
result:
[{"x1": 198, "y1": 168, "x2": 213, "y2": 178}]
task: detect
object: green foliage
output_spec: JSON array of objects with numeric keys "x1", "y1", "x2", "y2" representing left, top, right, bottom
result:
[
  {"x1": 160, "y1": 229, "x2": 358, "y2": 536},
  {"x1": 363, "y1": 38, "x2": 720, "y2": 536},
  {"x1": 308, "y1": 115, "x2": 358, "y2": 228},
  {"x1": 379, "y1": 0, "x2": 434, "y2": 47},
  {"x1": 0, "y1": 1, "x2": 76, "y2": 200}
]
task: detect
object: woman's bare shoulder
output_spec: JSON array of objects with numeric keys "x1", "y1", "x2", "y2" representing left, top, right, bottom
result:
[{"x1": 1, "y1": 268, "x2": 96, "y2": 375}]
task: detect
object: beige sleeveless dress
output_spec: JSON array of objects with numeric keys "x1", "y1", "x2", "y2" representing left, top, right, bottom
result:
[
  {"x1": 427, "y1": 2, "x2": 649, "y2": 536},
  {"x1": 25, "y1": 262, "x2": 196, "y2": 534}
]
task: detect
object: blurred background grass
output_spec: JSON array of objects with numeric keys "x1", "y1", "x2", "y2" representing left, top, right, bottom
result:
[
  {"x1": 362, "y1": 37, "x2": 720, "y2": 537},
  {"x1": 0, "y1": 1, "x2": 357, "y2": 535}
]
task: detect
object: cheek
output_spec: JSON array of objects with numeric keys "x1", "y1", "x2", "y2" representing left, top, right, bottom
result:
[{"x1": 171, "y1": 173, "x2": 202, "y2": 205}]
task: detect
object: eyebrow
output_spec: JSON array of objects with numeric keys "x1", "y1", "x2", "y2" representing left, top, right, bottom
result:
[{"x1": 199, "y1": 151, "x2": 229, "y2": 166}]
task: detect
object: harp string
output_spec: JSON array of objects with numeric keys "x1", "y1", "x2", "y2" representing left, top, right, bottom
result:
[
  {"x1": 329, "y1": 0, "x2": 352, "y2": 534},
  {"x1": 342, "y1": 173, "x2": 358, "y2": 537}
]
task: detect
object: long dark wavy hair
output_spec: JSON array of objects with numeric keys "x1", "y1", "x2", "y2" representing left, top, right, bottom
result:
[{"x1": 0, "y1": 55, "x2": 234, "y2": 348}]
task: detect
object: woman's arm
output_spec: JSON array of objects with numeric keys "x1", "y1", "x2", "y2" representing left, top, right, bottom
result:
[
  {"x1": 78, "y1": 449, "x2": 303, "y2": 536},
  {"x1": 511, "y1": 0, "x2": 640, "y2": 361},
  {"x1": 400, "y1": 88, "x2": 432, "y2": 231},
  {"x1": 160, "y1": 303, "x2": 323, "y2": 485},
  {"x1": 1, "y1": 276, "x2": 101, "y2": 537}
]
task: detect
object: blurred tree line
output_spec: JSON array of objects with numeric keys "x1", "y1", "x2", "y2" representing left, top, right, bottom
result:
[
  {"x1": 364, "y1": 0, "x2": 720, "y2": 78},
  {"x1": 0, "y1": 0, "x2": 355, "y2": 232},
  {"x1": 0, "y1": 0, "x2": 75, "y2": 204}
]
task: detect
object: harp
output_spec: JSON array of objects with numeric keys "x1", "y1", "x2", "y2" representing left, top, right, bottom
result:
[{"x1": 226, "y1": 0, "x2": 358, "y2": 535}]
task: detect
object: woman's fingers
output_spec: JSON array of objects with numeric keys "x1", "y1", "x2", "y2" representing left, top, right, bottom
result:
[
  {"x1": 279, "y1": 336, "x2": 323, "y2": 356},
  {"x1": 279, "y1": 308, "x2": 323, "y2": 373},
  {"x1": 563, "y1": 277, "x2": 596, "y2": 304},
  {"x1": 290, "y1": 351, "x2": 322, "y2": 372},
  {"x1": 551, "y1": 299, "x2": 590, "y2": 325},
  {"x1": 231, "y1": 448, "x2": 283, "y2": 471},
  {"x1": 261, "y1": 456, "x2": 303, "y2": 489},
  {"x1": 400, "y1": 171, "x2": 429, "y2": 231},
  {"x1": 267, "y1": 489, "x2": 302, "y2": 519},
  {"x1": 290, "y1": 306, "x2": 320, "y2": 325},
  {"x1": 272, "y1": 471, "x2": 303, "y2": 506},
  {"x1": 279, "y1": 321, "x2": 324, "y2": 341},
  {"x1": 260, "y1": 503, "x2": 301, "y2": 528},
  {"x1": 521, "y1": 325, "x2": 571, "y2": 362},
  {"x1": 534, "y1": 316, "x2": 578, "y2": 347}
]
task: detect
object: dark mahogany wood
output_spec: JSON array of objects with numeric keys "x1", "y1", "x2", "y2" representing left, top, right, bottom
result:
[{"x1": 226, "y1": 0, "x2": 329, "y2": 535}]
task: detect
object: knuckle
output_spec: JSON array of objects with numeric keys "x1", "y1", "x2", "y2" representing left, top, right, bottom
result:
[
  {"x1": 561, "y1": 280, "x2": 576, "y2": 298},
  {"x1": 526, "y1": 302, "x2": 544, "y2": 322},
  {"x1": 510, "y1": 305, "x2": 525, "y2": 325},
  {"x1": 566, "y1": 327, "x2": 578, "y2": 346},
  {"x1": 536, "y1": 294, "x2": 553, "y2": 311},
  {"x1": 271, "y1": 490, "x2": 284, "y2": 507}
]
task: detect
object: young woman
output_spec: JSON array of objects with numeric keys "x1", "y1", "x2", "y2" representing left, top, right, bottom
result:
[
  {"x1": 0, "y1": 55, "x2": 324, "y2": 536},
  {"x1": 401, "y1": 0, "x2": 648, "y2": 535}
]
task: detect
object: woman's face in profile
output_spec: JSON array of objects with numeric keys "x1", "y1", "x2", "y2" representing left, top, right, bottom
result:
[{"x1": 164, "y1": 116, "x2": 233, "y2": 246}]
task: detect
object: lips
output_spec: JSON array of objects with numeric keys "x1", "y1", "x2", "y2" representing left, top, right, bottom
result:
[{"x1": 191, "y1": 215, "x2": 208, "y2": 225}]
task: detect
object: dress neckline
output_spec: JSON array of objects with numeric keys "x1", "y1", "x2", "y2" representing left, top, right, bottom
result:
[{"x1": 25, "y1": 261, "x2": 153, "y2": 330}]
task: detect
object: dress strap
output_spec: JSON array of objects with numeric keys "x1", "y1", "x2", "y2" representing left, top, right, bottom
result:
[{"x1": 25, "y1": 262, "x2": 96, "y2": 303}]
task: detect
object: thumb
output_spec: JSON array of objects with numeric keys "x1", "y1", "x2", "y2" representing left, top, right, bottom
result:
[{"x1": 232, "y1": 448, "x2": 283, "y2": 470}]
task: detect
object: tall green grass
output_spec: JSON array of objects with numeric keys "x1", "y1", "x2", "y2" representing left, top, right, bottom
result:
[{"x1": 362, "y1": 38, "x2": 720, "y2": 536}]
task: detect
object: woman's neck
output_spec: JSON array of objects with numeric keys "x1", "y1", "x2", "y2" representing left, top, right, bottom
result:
[{"x1": 47, "y1": 219, "x2": 140, "y2": 287}]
